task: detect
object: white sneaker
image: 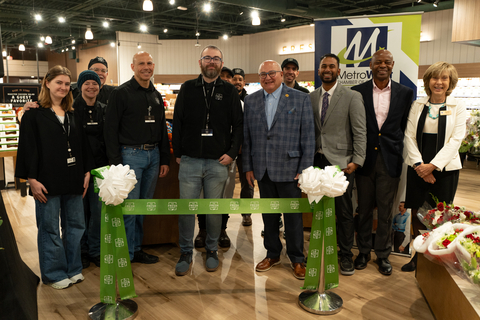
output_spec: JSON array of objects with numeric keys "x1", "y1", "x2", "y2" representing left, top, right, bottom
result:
[
  {"x1": 69, "y1": 273, "x2": 85, "y2": 284},
  {"x1": 49, "y1": 278, "x2": 73, "y2": 290}
]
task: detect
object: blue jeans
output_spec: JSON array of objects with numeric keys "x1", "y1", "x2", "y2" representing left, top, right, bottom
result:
[
  {"x1": 178, "y1": 156, "x2": 228, "y2": 253},
  {"x1": 35, "y1": 194, "x2": 84, "y2": 284},
  {"x1": 122, "y1": 146, "x2": 160, "y2": 260}
]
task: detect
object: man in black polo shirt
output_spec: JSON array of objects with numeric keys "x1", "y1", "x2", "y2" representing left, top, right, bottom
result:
[
  {"x1": 173, "y1": 45, "x2": 243, "y2": 276},
  {"x1": 105, "y1": 51, "x2": 170, "y2": 264},
  {"x1": 281, "y1": 58, "x2": 310, "y2": 93},
  {"x1": 72, "y1": 56, "x2": 115, "y2": 104}
]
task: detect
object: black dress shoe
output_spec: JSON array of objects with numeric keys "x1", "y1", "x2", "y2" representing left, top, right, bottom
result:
[
  {"x1": 131, "y1": 250, "x2": 159, "y2": 264},
  {"x1": 194, "y1": 229, "x2": 207, "y2": 248},
  {"x1": 401, "y1": 253, "x2": 417, "y2": 272},
  {"x1": 339, "y1": 256, "x2": 355, "y2": 275},
  {"x1": 218, "y1": 229, "x2": 231, "y2": 248},
  {"x1": 354, "y1": 253, "x2": 371, "y2": 270},
  {"x1": 375, "y1": 258, "x2": 392, "y2": 275}
]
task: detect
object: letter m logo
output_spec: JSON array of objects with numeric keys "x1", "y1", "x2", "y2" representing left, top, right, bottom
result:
[{"x1": 340, "y1": 26, "x2": 388, "y2": 67}]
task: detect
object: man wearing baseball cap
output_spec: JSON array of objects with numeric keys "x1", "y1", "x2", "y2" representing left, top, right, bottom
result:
[
  {"x1": 220, "y1": 67, "x2": 234, "y2": 83},
  {"x1": 281, "y1": 58, "x2": 309, "y2": 94},
  {"x1": 232, "y1": 68, "x2": 248, "y2": 101},
  {"x1": 72, "y1": 56, "x2": 115, "y2": 104}
]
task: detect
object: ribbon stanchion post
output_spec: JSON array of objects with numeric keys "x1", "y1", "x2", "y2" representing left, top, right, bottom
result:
[{"x1": 297, "y1": 166, "x2": 349, "y2": 315}]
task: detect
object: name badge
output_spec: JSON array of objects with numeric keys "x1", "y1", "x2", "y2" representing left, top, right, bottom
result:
[
  {"x1": 67, "y1": 157, "x2": 76, "y2": 167},
  {"x1": 87, "y1": 121, "x2": 98, "y2": 125},
  {"x1": 145, "y1": 115, "x2": 155, "y2": 123},
  {"x1": 201, "y1": 129, "x2": 213, "y2": 137},
  {"x1": 440, "y1": 110, "x2": 452, "y2": 116}
]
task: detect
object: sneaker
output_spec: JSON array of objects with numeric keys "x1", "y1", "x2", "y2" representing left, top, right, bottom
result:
[
  {"x1": 49, "y1": 278, "x2": 73, "y2": 290},
  {"x1": 339, "y1": 256, "x2": 355, "y2": 275},
  {"x1": 205, "y1": 250, "x2": 219, "y2": 272},
  {"x1": 131, "y1": 250, "x2": 159, "y2": 264},
  {"x1": 175, "y1": 253, "x2": 193, "y2": 276},
  {"x1": 218, "y1": 229, "x2": 231, "y2": 248},
  {"x1": 70, "y1": 273, "x2": 85, "y2": 284},
  {"x1": 194, "y1": 229, "x2": 207, "y2": 248}
]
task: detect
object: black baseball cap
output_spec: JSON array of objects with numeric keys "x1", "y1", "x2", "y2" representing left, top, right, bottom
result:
[
  {"x1": 221, "y1": 67, "x2": 234, "y2": 77},
  {"x1": 232, "y1": 68, "x2": 245, "y2": 78},
  {"x1": 281, "y1": 58, "x2": 299, "y2": 70},
  {"x1": 88, "y1": 56, "x2": 108, "y2": 69}
]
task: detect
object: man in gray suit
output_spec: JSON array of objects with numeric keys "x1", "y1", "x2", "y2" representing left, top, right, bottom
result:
[
  {"x1": 243, "y1": 60, "x2": 315, "y2": 280},
  {"x1": 310, "y1": 53, "x2": 366, "y2": 275}
]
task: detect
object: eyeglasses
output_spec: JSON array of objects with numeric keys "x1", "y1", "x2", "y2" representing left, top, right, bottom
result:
[
  {"x1": 201, "y1": 56, "x2": 222, "y2": 64},
  {"x1": 259, "y1": 70, "x2": 281, "y2": 79},
  {"x1": 90, "y1": 67, "x2": 108, "y2": 74}
]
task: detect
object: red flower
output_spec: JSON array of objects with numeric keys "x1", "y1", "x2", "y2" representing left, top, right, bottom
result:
[
  {"x1": 442, "y1": 238, "x2": 451, "y2": 247},
  {"x1": 437, "y1": 203, "x2": 444, "y2": 211}
]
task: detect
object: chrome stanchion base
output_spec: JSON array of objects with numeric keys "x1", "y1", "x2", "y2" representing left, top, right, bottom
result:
[
  {"x1": 298, "y1": 290, "x2": 343, "y2": 315},
  {"x1": 89, "y1": 299, "x2": 138, "y2": 320}
]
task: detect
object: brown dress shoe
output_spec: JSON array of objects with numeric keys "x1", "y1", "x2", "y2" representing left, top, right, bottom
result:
[
  {"x1": 291, "y1": 262, "x2": 306, "y2": 279},
  {"x1": 256, "y1": 257, "x2": 281, "y2": 272},
  {"x1": 242, "y1": 215, "x2": 252, "y2": 226}
]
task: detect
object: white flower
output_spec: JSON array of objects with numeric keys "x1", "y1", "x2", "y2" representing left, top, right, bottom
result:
[{"x1": 97, "y1": 164, "x2": 137, "y2": 206}]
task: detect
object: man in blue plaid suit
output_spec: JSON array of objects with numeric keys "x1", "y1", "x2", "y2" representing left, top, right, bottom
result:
[{"x1": 243, "y1": 60, "x2": 315, "y2": 280}]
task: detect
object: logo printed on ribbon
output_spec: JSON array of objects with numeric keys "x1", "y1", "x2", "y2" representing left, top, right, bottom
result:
[
  {"x1": 315, "y1": 210, "x2": 323, "y2": 220},
  {"x1": 325, "y1": 208, "x2": 333, "y2": 217},
  {"x1": 115, "y1": 238, "x2": 125, "y2": 247},
  {"x1": 104, "y1": 296, "x2": 113, "y2": 304},
  {"x1": 104, "y1": 275, "x2": 113, "y2": 285},
  {"x1": 104, "y1": 213, "x2": 110, "y2": 222},
  {"x1": 209, "y1": 201, "x2": 219, "y2": 211},
  {"x1": 104, "y1": 254, "x2": 113, "y2": 264},
  {"x1": 290, "y1": 200, "x2": 300, "y2": 209},
  {"x1": 146, "y1": 202, "x2": 156, "y2": 211},
  {"x1": 326, "y1": 245, "x2": 334, "y2": 255},
  {"x1": 168, "y1": 202, "x2": 177, "y2": 211},
  {"x1": 230, "y1": 201, "x2": 239, "y2": 210},
  {"x1": 327, "y1": 264, "x2": 335, "y2": 273},
  {"x1": 121, "y1": 278, "x2": 131, "y2": 288},
  {"x1": 308, "y1": 268, "x2": 318, "y2": 277},
  {"x1": 118, "y1": 258, "x2": 128, "y2": 268},
  {"x1": 270, "y1": 201, "x2": 279, "y2": 210},
  {"x1": 189, "y1": 202, "x2": 198, "y2": 211},
  {"x1": 105, "y1": 234, "x2": 111, "y2": 243},
  {"x1": 125, "y1": 202, "x2": 135, "y2": 212},
  {"x1": 112, "y1": 217, "x2": 121, "y2": 227},
  {"x1": 250, "y1": 201, "x2": 259, "y2": 211},
  {"x1": 310, "y1": 249, "x2": 319, "y2": 258},
  {"x1": 326, "y1": 227, "x2": 333, "y2": 236},
  {"x1": 312, "y1": 230, "x2": 322, "y2": 239}
]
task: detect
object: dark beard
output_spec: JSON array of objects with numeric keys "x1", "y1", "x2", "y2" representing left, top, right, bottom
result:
[
  {"x1": 320, "y1": 73, "x2": 337, "y2": 84},
  {"x1": 201, "y1": 63, "x2": 221, "y2": 80}
]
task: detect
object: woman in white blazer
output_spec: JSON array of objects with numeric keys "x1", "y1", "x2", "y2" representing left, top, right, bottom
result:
[{"x1": 402, "y1": 61, "x2": 466, "y2": 272}]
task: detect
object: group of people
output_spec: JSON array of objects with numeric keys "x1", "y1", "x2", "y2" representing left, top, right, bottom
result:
[{"x1": 15, "y1": 44, "x2": 466, "y2": 289}]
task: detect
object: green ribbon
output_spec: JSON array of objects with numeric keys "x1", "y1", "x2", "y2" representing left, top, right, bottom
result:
[
  {"x1": 301, "y1": 197, "x2": 339, "y2": 291},
  {"x1": 94, "y1": 167, "x2": 340, "y2": 303}
]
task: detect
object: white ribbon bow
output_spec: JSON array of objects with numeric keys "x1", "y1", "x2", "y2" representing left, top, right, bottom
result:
[
  {"x1": 97, "y1": 164, "x2": 137, "y2": 206},
  {"x1": 298, "y1": 166, "x2": 349, "y2": 204}
]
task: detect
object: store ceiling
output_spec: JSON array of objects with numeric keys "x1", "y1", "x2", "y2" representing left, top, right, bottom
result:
[{"x1": 0, "y1": 0, "x2": 454, "y2": 51}]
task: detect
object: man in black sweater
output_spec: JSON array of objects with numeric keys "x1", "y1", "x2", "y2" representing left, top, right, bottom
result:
[{"x1": 172, "y1": 45, "x2": 243, "y2": 276}]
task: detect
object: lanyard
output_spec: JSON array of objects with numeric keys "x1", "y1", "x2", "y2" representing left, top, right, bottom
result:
[{"x1": 202, "y1": 78, "x2": 216, "y2": 129}]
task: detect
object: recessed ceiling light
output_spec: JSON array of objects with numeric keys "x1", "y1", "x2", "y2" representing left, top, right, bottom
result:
[
  {"x1": 223, "y1": 34, "x2": 228, "y2": 40},
  {"x1": 58, "y1": 17, "x2": 65, "y2": 23},
  {"x1": 203, "y1": 3, "x2": 211, "y2": 12},
  {"x1": 71, "y1": 40, "x2": 75, "y2": 44},
  {"x1": 38, "y1": 43, "x2": 43, "y2": 48},
  {"x1": 35, "y1": 14, "x2": 42, "y2": 21},
  {"x1": 164, "y1": 28, "x2": 168, "y2": 33},
  {"x1": 103, "y1": 21, "x2": 109, "y2": 28},
  {"x1": 110, "y1": 42, "x2": 115, "y2": 47},
  {"x1": 169, "y1": 0, "x2": 175, "y2": 4}
]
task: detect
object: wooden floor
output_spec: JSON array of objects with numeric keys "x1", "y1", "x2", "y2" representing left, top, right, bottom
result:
[{"x1": 4, "y1": 159, "x2": 480, "y2": 320}]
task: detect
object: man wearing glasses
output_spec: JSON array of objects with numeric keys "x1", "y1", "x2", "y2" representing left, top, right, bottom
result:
[
  {"x1": 72, "y1": 56, "x2": 115, "y2": 104},
  {"x1": 172, "y1": 45, "x2": 243, "y2": 276},
  {"x1": 243, "y1": 60, "x2": 314, "y2": 280}
]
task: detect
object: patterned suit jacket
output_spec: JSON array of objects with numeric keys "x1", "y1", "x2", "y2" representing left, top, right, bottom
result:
[{"x1": 243, "y1": 84, "x2": 315, "y2": 182}]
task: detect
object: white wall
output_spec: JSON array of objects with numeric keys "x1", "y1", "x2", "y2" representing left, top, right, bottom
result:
[{"x1": 116, "y1": 9, "x2": 480, "y2": 83}]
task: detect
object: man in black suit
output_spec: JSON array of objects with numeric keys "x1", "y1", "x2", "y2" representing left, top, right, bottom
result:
[{"x1": 351, "y1": 50, "x2": 414, "y2": 275}]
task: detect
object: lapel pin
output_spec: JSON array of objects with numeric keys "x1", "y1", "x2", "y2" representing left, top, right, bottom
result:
[{"x1": 285, "y1": 94, "x2": 289, "y2": 98}]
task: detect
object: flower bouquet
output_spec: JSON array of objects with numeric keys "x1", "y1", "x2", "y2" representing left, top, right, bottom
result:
[
  {"x1": 427, "y1": 223, "x2": 470, "y2": 269},
  {"x1": 455, "y1": 226, "x2": 480, "y2": 284},
  {"x1": 417, "y1": 200, "x2": 480, "y2": 230}
]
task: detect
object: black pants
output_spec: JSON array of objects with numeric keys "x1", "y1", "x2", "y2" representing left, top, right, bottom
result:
[
  {"x1": 258, "y1": 171, "x2": 304, "y2": 263},
  {"x1": 314, "y1": 153, "x2": 355, "y2": 258},
  {"x1": 356, "y1": 153, "x2": 399, "y2": 259},
  {"x1": 237, "y1": 153, "x2": 254, "y2": 217}
]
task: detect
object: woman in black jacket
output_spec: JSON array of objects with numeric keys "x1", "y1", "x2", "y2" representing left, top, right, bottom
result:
[{"x1": 16, "y1": 65, "x2": 92, "y2": 289}]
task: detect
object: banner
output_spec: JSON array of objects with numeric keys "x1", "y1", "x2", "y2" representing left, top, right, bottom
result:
[{"x1": 314, "y1": 13, "x2": 422, "y2": 95}]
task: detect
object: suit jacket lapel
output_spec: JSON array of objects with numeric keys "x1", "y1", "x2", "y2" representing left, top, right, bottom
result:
[
  {"x1": 323, "y1": 85, "x2": 342, "y2": 125},
  {"x1": 383, "y1": 81, "x2": 398, "y2": 126},
  {"x1": 311, "y1": 89, "x2": 322, "y2": 133},
  {"x1": 364, "y1": 80, "x2": 379, "y2": 130},
  {"x1": 256, "y1": 92, "x2": 268, "y2": 131},
  {"x1": 40, "y1": 107, "x2": 63, "y2": 127}
]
